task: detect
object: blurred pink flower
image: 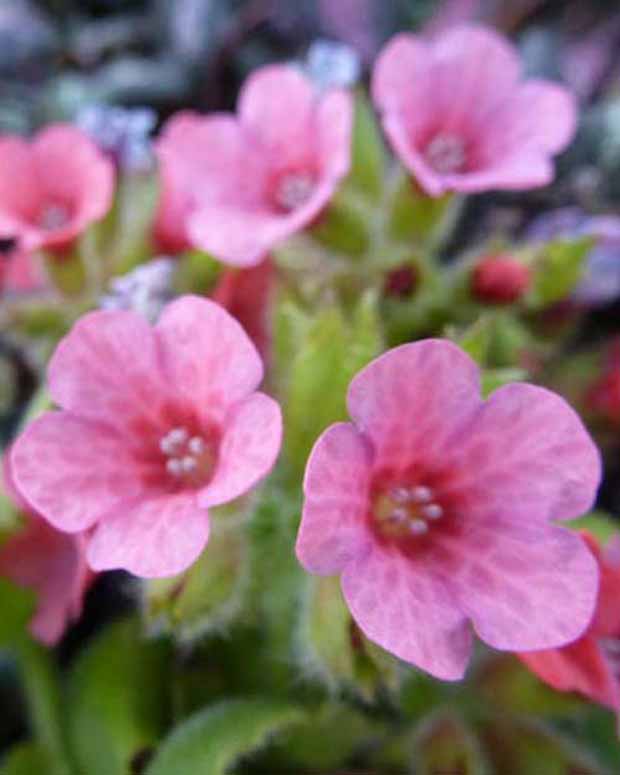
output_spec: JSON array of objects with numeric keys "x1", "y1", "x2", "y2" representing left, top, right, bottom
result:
[
  {"x1": 154, "y1": 65, "x2": 353, "y2": 266},
  {"x1": 0, "y1": 454, "x2": 92, "y2": 646},
  {"x1": 519, "y1": 532, "x2": 620, "y2": 710},
  {"x1": 296, "y1": 340, "x2": 601, "y2": 680},
  {"x1": 11, "y1": 296, "x2": 282, "y2": 578},
  {"x1": 0, "y1": 237, "x2": 45, "y2": 294},
  {"x1": 212, "y1": 258, "x2": 274, "y2": 361},
  {"x1": 372, "y1": 25, "x2": 577, "y2": 196},
  {"x1": 0, "y1": 124, "x2": 114, "y2": 256}
]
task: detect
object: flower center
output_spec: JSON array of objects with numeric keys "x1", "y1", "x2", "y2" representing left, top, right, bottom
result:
[
  {"x1": 373, "y1": 484, "x2": 444, "y2": 538},
  {"x1": 424, "y1": 133, "x2": 467, "y2": 174},
  {"x1": 159, "y1": 426, "x2": 216, "y2": 486},
  {"x1": 37, "y1": 203, "x2": 71, "y2": 232},
  {"x1": 273, "y1": 172, "x2": 315, "y2": 212}
]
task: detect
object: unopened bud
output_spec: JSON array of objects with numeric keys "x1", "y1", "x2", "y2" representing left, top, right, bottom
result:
[{"x1": 471, "y1": 255, "x2": 530, "y2": 305}]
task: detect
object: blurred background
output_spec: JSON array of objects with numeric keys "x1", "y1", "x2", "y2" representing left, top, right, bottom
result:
[{"x1": 3, "y1": 2, "x2": 620, "y2": 772}]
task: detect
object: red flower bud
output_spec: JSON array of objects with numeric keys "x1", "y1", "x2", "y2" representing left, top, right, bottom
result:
[{"x1": 471, "y1": 255, "x2": 530, "y2": 305}]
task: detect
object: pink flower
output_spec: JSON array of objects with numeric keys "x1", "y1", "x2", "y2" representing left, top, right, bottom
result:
[
  {"x1": 371, "y1": 25, "x2": 577, "y2": 196},
  {"x1": 211, "y1": 258, "x2": 274, "y2": 360},
  {"x1": 10, "y1": 295, "x2": 282, "y2": 578},
  {"x1": 519, "y1": 532, "x2": 620, "y2": 710},
  {"x1": 0, "y1": 453, "x2": 92, "y2": 646},
  {"x1": 0, "y1": 124, "x2": 114, "y2": 255},
  {"x1": 296, "y1": 340, "x2": 601, "y2": 680},
  {"x1": 154, "y1": 65, "x2": 353, "y2": 266},
  {"x1": 0, "y1": 237, "x2": 45, "y2": 294}
]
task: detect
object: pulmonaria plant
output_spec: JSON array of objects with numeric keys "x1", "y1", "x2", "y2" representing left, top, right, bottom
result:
[
  {"x1": 0, "y1": 125, "x2": 114, "y2": 256},
  {"x1": 10, "y1": 296, "x2": 282, "y2": 578},
  {"x1": 519, "y1": 532, "x2": 620, "y2": 711},
  {"x1": 0, "y1": 455, "x2": 92, "y2": 645},
  {"x1": 296, "y1": 340, "x2": 601, "y2": 680},
  {"x1": 372, "y1": 24, "x2": 577, "y2": 196},
  {"x1": 154, "y1": 65, "x2": 353, "y2": 265}
]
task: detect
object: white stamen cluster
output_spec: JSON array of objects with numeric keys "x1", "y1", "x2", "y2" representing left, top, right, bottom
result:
[
  {"x1": 160, "y1": 427, "x2": 208, "y2": 479},
  {"x1": 275, "y1": 173, "x2": 315, "y2": 212},
  {"x1": 383, "y1": 484, "x2": 444, "y2": 537},
  {"x1": 424, "y1": 133, "x2": 467, "y2": 175}
]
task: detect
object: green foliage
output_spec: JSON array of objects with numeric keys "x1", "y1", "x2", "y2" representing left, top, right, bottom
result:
[
  {"x1": 345, "y1": 91, "x2": 387, "y2": 202},
  {"x1": 144, "y1": 513, "x2": 249, "y2": 642},
  {"x1": 282, "y1": 292, "x2": 382, "y2": 475},
  {"x1": 530, "y1": 237, "x2": 593, "y2": 307},
  {"x1": 569, "y1": 510, "x2": 620, "y2": 543},
  {"x1": 145, "y1": 698, "x2": 303, "y2": 775},
  {"x1": 387, "y1": 173, "x2": 462, "y2": 248},
  {"x1": 0, "y1": 580, "x2": 35, "y2": 649},
  {"x1": 412, "y1": 713, "x2": 489, "y2": 775},
  {"x1": 66, "y1": 618, "x2": 171, "y2": 775},
  {"x1": 0, "y1": 744, "x2": 64, "y2": 775}
]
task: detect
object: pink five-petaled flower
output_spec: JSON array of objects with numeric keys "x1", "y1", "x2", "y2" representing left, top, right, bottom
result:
[
  {"x1": 371, "y1": 25, "x2": 577, "y2": 197},
  {"x1": 519, "y1": 531, "x2": 620, "y2": 710},
  {"x1": 0, "y1": 124, "x2": 114, "y2": 256},
  {"x1": 154, "y1": 64, "x2": 353, "y2": 266},
  {"x1": 0, "y1": 453, "x2": 92, "y2": 646},
  {"x1": 295, "y1": 340, "x2": 601, "y2": 681},
  {"x1": 10, "y1": 295, "x2": 282, "y2": 578}
]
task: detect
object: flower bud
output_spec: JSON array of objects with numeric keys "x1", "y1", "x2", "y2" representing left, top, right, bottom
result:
[{"x1": 471, "y1": 255, "x2": 530, "y2": 305}]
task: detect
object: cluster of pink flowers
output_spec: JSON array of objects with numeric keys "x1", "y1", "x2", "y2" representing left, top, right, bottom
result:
[{"x1": 2, "y1": 22, "x2": 613, "y2": 707}]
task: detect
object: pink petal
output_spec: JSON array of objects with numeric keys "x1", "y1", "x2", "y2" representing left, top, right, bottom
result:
[
  {"x1": 483, "y1": 80, "x2": 577, "y2": 161},
  {"x1": 238, "y1": 65, "x2": 316, "y2": 166},
  {"x1": 447, "y1": 521, "x2": 598, "y2": 651},
  {"x1": 0, "y1": 137, "x2": 37, "y2": 225},
  {"x1": 87, "y1": 493, "x2": 210, "y2": 578},
  {"x1": 296, "y1": 423, "x2": 374, "y2": 575},
  {"x1": 48, "y1": 309, "x2": 168, "y2": 429},
  {"x1": 11, "y1": 412, "x2": 144, "y2": 533},
  {"x1": 446, "y1": 384, "x2": 601, "y2": 524},
  {"x1": 438, "y1": 154, "x2": 554, "y2": 193},
  {"x1": 428, "y1": 25, "x2": 521, "y2": 130},
  {"x1": 316, "y1": 88, "x2": 354, "y2": 181},
  {"x1": 0, "y1": 518, "x2": 90, "y2": 645},
  {"x1": 341, "y1": 543, "x2": 472, "y2": 680},
  {"x1": 156, "y1": 296, "x2": 264, "y2": 419},
  {"x1": 199, "y1": 392, "x2": 282, "y2": 507},
  {"x1": 32, "y1": 124, "x2": 114, "y2": 225},
  {"x1": 346, "y1": 340, "x2": 481, "y2": 472},
  {"x1": 519, "y1": 637, "x2": 620, "y2": 710},
  {"x1": 188, "y1": 174, "x2": 337, "y2": 266}
]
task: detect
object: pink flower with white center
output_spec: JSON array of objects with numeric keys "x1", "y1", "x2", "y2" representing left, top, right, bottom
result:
[
  {"x1": 10, "y1": 295, "x2": 282, "y2": 578},
  {"x1": 296, "y1": 340, "x2": 601, "y2": 680},
  {"x1": 0, "y1": 125, "x2": 114, "y2": 255},
  {"x1": 0, "y1": 453, "x2": 92, "y2": 646},
  {"x1": 154, "y1": 65, "x2": 353, "y2": 266},
  {"x1": 371, "y1": 25, "x2": 577, "y2": 197}
]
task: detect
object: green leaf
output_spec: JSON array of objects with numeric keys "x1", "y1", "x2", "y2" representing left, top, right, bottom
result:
[
  {"x1": 387, "y1": 172, "x2": 461, "y2": 247},
  {"x1": 0, "y1": 744, "x2": 65, "y2": 775},
  {"x1": 481, "y1": 717, "x2": 609, "y2": 775},
  {"x1": 15, "y1": 641, "x2": 70, "y2": 770},
  {"x1": 481, "y1": 367, "x2": 527, "y2": 397},
  {"x1": 42, "y1": 249, "x2": 87, "y2": 297},
  {"x1": 569, "y1": 511, "x2": 620, "y2": 544},
  {"x1": 144, "y1": 514, "x2": 248, "y2": 642},
  {"x1": 284, "y1": 292, "x2": 382, "y2": 474},
  {"x1": 413, "y1": 713, "x2": 489, "y2": 775},
  {"x1": 531, "y1": 237, "x2": 593, "y2": 307},
  {"x1": 272, "y1": 703, "x2": 379, "y2": 770},
  {"x1": 297, "y1": 575, "x2": 355, "y2": 688},
  {"x1": 0, "y1": 579, "x2": 36, "y2": 648},
  {"x1": 309, "y1": 195, "x2": 370, "y2": 257},
  {"x1": 145, "y1": 698, "x2": 303, "y2": 775},
  {"x1": 345, "y1": 91, "x2": 387, "y2": 202},
  {"x1": 66, "y1": 618, "x2": 171, "y2": 775}
]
